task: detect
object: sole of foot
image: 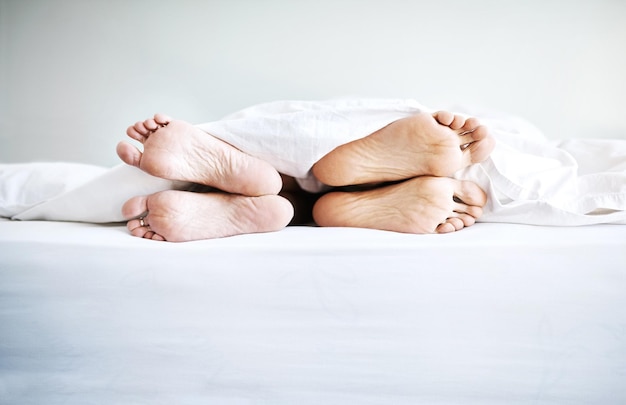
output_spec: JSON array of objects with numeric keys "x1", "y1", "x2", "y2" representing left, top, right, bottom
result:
[
  {"x1": 123, "y1": 190, "x2": 294, "y2": 242},
  {"x1": 312, "y1": 111, "x2": 494, "y2": 187},
  {"x1": 117, "y1": 114, "x2": 283, "y2": 196},
  {"x1": 312, "y1": 176, "x2": 487, "y2": 234}
]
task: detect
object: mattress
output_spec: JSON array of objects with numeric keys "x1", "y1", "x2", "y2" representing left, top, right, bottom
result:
[{"x1": 1, "y1": 218, "x2": 625, "y2": 404}]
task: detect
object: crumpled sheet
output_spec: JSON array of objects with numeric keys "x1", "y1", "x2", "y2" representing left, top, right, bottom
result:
[{"x1": 3, "y1": 99, "x2": 626, "y2": 226}]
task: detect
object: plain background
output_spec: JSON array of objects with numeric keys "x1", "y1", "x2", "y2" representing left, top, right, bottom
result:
[{"x1": 1, "y1": 0, "x2": 625, "y2": 167}]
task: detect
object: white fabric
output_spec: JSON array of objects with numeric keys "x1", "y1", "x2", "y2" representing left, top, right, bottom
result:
[
  {"x1": 458, "y1": 117, "x2": 626, "y2": 226},
  {"x1": 197, "y1": 99, "x2": 427, "y2": 190},
  {"x1": 0, "y1": 162, "x2": 107, "y2": 218},
  {"x1": 1, "y1": 99, "x2": 626, "y2": 225},
  {"x1": 1, "y1": 220, "x2": 625, "y2": 404},
  {"x1": 7, "y1": 164, "x2": 188, "y2": 223}
]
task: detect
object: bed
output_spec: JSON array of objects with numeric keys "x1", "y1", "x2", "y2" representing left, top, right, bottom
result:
[
  {"x1": 3, "y1": 1, "x2": 626, "y2": 403},
  {"x1": 1, "y1": 218, "x2": 625, "y2": 404},
  {"x1": 1, "y1": 99, "x2": 626, "y2": 404}
]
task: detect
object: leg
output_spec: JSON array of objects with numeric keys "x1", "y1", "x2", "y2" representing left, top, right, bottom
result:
[
  {"x1": 279, "y1": 174, "x2": 321, "y2": 225},
  {"x1": 116, "y1": 114, "x2": 282, "y2": 196},
  {"x1": 123, "y1": 190, "x2": 294, "y2": 242},
  {"x1": 312, "y1": 177, "x2": 487, "y2": 234},
  {"x1": 312, "y1": 111, "x2": 494, "y2": 186}
]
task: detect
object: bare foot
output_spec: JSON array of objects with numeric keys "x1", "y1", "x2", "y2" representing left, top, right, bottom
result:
[
  {"x1": 312, "y1": 177, "x2": 487, "y2": 234},
  {"x1": 122, "y1": 190, "x2": 294, "y2": 242},
  {"x1": 312, "y1": 111, "x2": 494, "y2": 187},
  {"x1": 116, "y1": 114, "x2": 282, "y2": 196}
]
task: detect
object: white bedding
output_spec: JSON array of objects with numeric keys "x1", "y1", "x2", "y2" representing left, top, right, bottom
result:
[
  {"x1": 1, "y1": 219, "x2": 625, "y2": 404},
  {"x1": 2, "y1": 99, "x2": 626, "y2": 226}
]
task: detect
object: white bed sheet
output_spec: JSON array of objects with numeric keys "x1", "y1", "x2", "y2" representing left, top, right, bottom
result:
[
  {"x1": 3, "y1": 100, "x2": 626, "y2": 227},
  {"x1": 1, "y1": 219, "x2": 625, "y2": 404}
]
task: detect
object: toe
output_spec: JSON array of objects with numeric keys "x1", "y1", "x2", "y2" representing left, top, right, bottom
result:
[
  {"x1": 460, "y1": 117, "x2": 481, "y2": 133},
  {"x1": 132, "y1": 121, "x2": 152, "y2": 137},
  {"x1": 434, "y1": 111, "x2": 469, "y2": 130},
  {"x1": 143, "y1": 230, "x2": 156, "y2": 239},
  {"x1": 116, "y1": 141, "x2": 143, "y2": 168},
  {"x1": 454, "y1": 180, "x2": 487, "y2": 207},
  {"x1": 127, "y1": 217, "x2": 145, "y2": 231},
  {"x1": 122, "y1": 195, "x2": 149, "y2": 219},
  {"x1": 452, "y1": 201, "x2": 483, "y2": 221},
  {"x1": 124, "y1": 198, "x2": 155, "y2": 239},
  {"x1": 453, "y1": 212, "x2": 477, "y2": 227},
  {"x1": 433, "y1": 111, "x2": 454, "y2": 126},
  {"x1": 436, "y1": 222, "x2": 456, "y2": 233},
  {"x1": 466, "y1": 127, "x2": 495, "y2": 164},
  {"x1": 130, "y1": 226, "x2": 150, "y2": 238},
  {"x1": 449, "y1": 114, "x2": 466, "y2": 130},
  {"x1": 458, "y1": 124, "x2": 494, "y2": 165},
  {"x1": 446, "y1": 217, "x2": 465, "y2": 231},
  {"x1": 143, "y1": 118, "x2": 160, "y2": 132},
  {"x1": 153, "y1": 113, "x2": 172, "y2": 126},
  {"x1": 469, "y1": 125, "x2": 489, "y2": 141},
  {"x1": 126, "y1": 125, "x2": 148, "y2": 143},
  {"x1": 128, "y1": 218, "x2": 150, "y2": 237}
]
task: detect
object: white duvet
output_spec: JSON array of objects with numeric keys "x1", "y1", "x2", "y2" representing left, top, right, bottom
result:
[{"x1": 1, "y1": 99, "x2": 626, "y2": 226}]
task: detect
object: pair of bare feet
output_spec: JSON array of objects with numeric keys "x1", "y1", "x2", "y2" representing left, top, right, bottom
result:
[{"x1": 116, "y1": 110, "x2": 494, "y2": 241}]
